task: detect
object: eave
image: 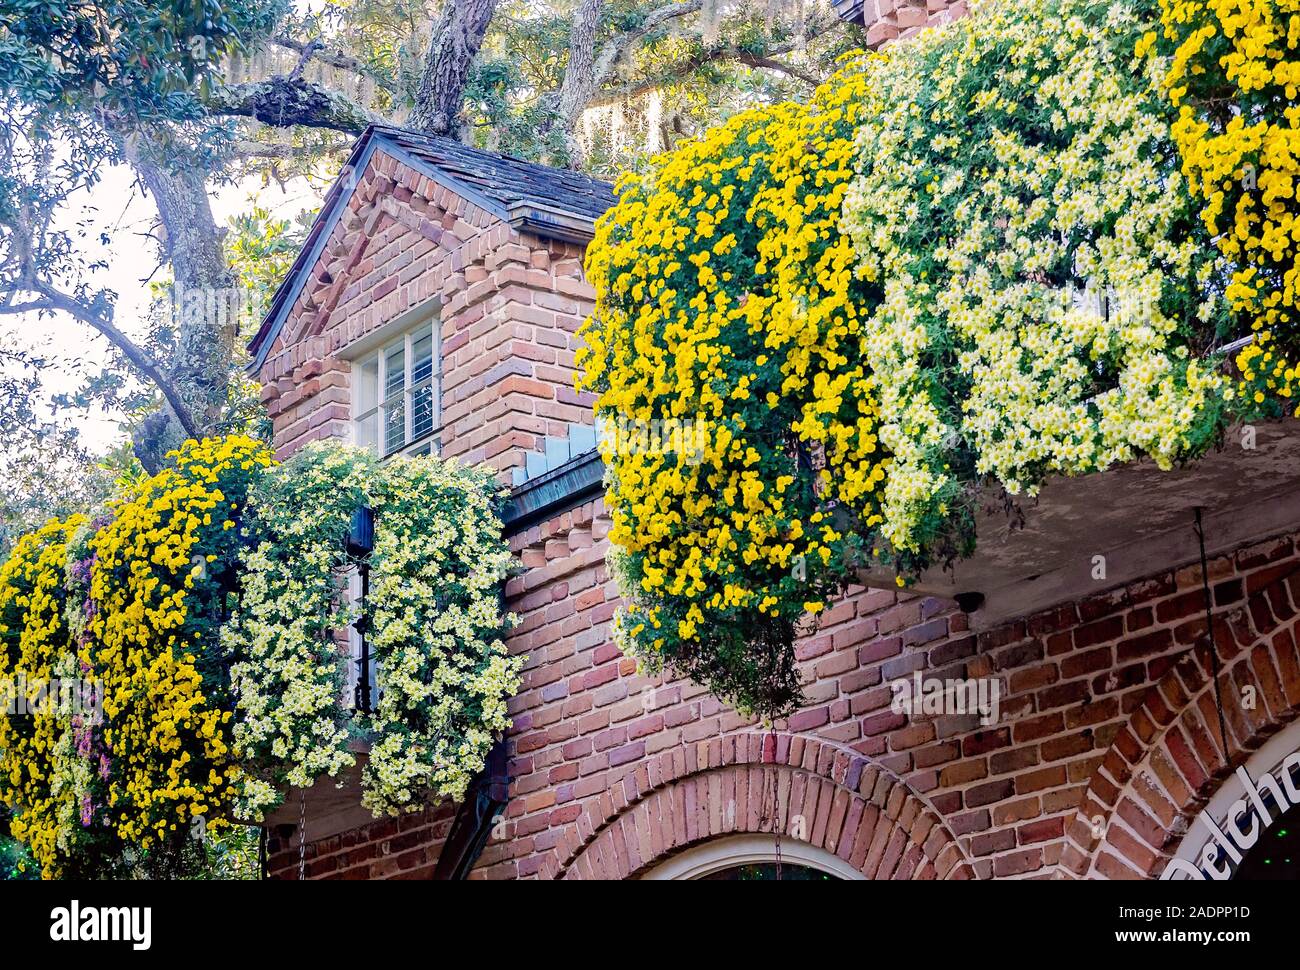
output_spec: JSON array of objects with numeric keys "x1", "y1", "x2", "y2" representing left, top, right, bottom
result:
[{"x1": 859, "y1": 418, "x2": 1300, "y2": 630}]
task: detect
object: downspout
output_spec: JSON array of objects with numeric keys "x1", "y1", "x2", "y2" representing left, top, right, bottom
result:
[
  {"x1": 433, "y1": 448, "x2": 603, "y2": 879},
  {"x1": 432, "y1": 740, "x2": 509, "y2": 880}
]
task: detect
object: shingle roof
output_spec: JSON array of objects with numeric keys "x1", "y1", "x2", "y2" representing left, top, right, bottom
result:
[
  {"x1": 373, "y1": 125, "x2": 617, "y2": 227},
  {"x1": 247, "y1": 124, "x2": 616, "y2": 371}
]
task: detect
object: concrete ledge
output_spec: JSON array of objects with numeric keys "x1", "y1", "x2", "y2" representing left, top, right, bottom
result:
[
  {"x1": 257, "y1": 749, "x2": 378, "y2": 848},
  {"x1": 502, "y1": 448, "x2": 603, "y2": 535}
]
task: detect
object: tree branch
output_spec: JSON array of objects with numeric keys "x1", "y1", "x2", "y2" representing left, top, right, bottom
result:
[
  {"x1": 13, "y1": 284, "x2": 199, "y2": 439},
  {"x1": 227, "y1": 138, "x2": 346, "y2": 160},
  {"x1": 590, "y1": 0, "x2": 704, "y2": 91},
  {"x1": 734, "y1": 52, "x2": 822, "y2": 86},
  {"x1": 270, "y1": 35, "x2": 397, "y2": 93},
  {"x1": 409, "y1": 0, "x2": 501, "y2": 136},
  {"x1": 587, "y1": 25, "x2": 840, "y2": 109},
  {"x1": 208, "y1": 76, "x2": 382, "y2": 133}
]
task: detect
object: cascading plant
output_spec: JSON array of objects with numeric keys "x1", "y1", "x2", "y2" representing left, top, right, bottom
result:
[
  {"x1": 582, "y1": 0, "x2": 1253, "y2": 718},
  {"x1": 223, "y1": 441, "x2": 523, "y2": 820},
  {"x1": 842, "y1": 0, "x2": 1239, "y2": 549},
  {"x1": 0, "y1": 435, "x2": 522, "y2": 875},
  {"x1": 580, "y1": 56, "x2": 930, "y2": 718},
  {"x1": 1148, "y1": 0, "x2": 1300, "y2": 409}
]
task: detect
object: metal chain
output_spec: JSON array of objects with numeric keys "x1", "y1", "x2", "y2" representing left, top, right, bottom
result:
[
  {"x1": 769, "y1": 724, "x2": 782, "y2": 881},
  {"x1": 298, "y1": 786, "x2": 307, "y2": 881},
  {"x1": 1194, "y1": 509, "x2": 1231, "y2": 755}
]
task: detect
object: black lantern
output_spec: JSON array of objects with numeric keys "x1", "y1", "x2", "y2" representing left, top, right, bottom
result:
[{"x1": 346, "y1": 505, "x2": 375, "y2": 558}]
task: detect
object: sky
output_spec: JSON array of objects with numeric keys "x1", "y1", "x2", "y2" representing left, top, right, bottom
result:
[{"x1": 8, "y1": 154, "x2": 320, "y2": 455}]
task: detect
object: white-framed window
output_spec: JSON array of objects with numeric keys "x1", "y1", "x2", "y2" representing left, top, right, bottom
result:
[
  {"x1": 640, "y1": 834, "x2": 863, "y2": 880},
  {"x1": 352, "y1": 318, "x2": 439, "y2": 457}
]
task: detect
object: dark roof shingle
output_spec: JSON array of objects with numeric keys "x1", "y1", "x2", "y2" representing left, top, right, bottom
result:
[{"x1": 374, "y1": 125, "x2": 616, "y2": 225}]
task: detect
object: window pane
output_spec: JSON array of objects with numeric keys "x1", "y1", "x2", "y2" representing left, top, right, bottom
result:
[
  {"x1": 384, "y1": 398, "x2": 405, "y2": 455},
  {"x1": 355, "y1": 409, "x2": 379, "y2": 455},
  {"x1": 411, "y1": 381, "x2": 436, "y2": 442},
  {"x1": 384, "y1": 341, "x2": 405, "y2": 401},
  {"x1": 411, "y1": 328, "x2": 435, "y2": 386},
  {"x1": 355, "y1": 355, "x2": 379, "y2": 415}
]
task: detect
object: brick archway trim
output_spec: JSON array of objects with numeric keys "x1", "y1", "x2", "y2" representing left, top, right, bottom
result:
[
  {"x1": 550, "y1": 732, "x2": 975, "y2": 880},
  {"x1": 1063, "y1": 565, "x2": 1300, "y2": 879}
]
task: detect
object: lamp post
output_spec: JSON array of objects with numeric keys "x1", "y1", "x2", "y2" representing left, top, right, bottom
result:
[{"x1": 347, "y1": 505, "x2": 375, "y2": 714}]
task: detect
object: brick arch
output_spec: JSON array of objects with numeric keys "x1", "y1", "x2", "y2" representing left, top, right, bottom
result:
[
  {"x1": 1062, "y1": 564, "x2": 1300, "y2": 879},
  {"x1": 549, "y1": 732, "x2": 975, "y2": 880}
]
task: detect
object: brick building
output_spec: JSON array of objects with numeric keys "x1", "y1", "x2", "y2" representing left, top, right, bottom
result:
[{"x1": 249, "y1": 4, "x2": 1300, "y2": 881}]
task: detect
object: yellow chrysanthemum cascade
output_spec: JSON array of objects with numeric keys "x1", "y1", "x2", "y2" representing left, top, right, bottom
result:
[
  {"x1": 0, "y1": 436, "x2": 272, "y2": 876},
  {"x1": 0, "y1": 517, "x2": 85, "y2": 877},
  {"x1": 583, "y1": 0, "x2": 1249, "y2": 716},
  {"x1": 1152, "y1": 0, "x2": 1300, "y2": 406},
  {"x1": 580, "y1": 57, "x2": 938, "y2": 716},
  {"x1": 86, "y1": 435, "x2": 271, "y2": 859}
]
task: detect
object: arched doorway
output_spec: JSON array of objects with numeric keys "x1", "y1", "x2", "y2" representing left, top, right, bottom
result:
[
  {"x1": 640, "y1": 833, "x2": 861, "y2": 880},
  {"x1": 1066, "y1": 565, "x2": 1300, "y2": 879},
  {"x1": 1163, "y1": 717, "x2": 1300, "y2": 879}
]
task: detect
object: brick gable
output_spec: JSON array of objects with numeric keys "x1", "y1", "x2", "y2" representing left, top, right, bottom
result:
[{"x1": 255, "y1": 144, "x2": 600, "y2": 480}]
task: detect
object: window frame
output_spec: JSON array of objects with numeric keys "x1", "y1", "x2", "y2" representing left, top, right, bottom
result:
[
  {"x1": 341, "y1": 565, "x2": 379, "y2": 713},
  {"x1": 639, "y1": 833, "x2": 863, "y2": 880},
  {"x1": 351, "y1": 315, "x2": 440, "y2": 459}
]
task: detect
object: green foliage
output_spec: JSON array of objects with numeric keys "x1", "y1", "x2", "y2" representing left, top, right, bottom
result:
[
  {"x1": 225, "y1": 440, "x2": 522, "y2": 819},
  {"x1": 0, "y1": 807, "x2": 37, "y2": 880},
  {"x1": 0, "y1": 338, "x2": 114, "y2": 557},
  {"x1": 226, "y1": 204, "x2": 311, "y2": 296},
  {"x1": 184, "y1": 823, "x2": 261, "y2": 880},
  {"x1": 0, "y1": 0, "x2": 288, "y2": 117}
]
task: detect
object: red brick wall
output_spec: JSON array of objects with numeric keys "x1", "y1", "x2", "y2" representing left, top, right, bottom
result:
[
  {"x1": 253, "y1": 0, "x2": 982, "y2": 468},
  {"x1": 255, "y1": 148, "x2": 596, "y2": 481},
  {"x1": 267, "y1": 493, "x2": 1300, "y2": 878}
]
